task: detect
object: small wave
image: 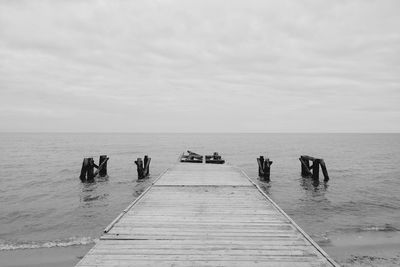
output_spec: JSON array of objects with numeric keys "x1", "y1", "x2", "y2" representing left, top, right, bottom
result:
[
  {"x1": 359, "y1": 224, "x2": 399, "y2": 232},
  {"x1": 0, "y1": 237, "x2": 97, "y2": 251}
]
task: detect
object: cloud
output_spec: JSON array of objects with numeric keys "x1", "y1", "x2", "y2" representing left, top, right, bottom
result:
[{"x1": 0, "y1": 0, "x2": 399, "y2": 132}]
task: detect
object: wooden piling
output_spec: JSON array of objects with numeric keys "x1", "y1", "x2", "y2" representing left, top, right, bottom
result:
[
  {"x1": 312, "y1": 159, "x2": 320, "y2": 180},
  {"x1": 300, "y1": 156, "x2": 311, "y2": 176},
  {"x1": 98, "y1": 155, "x2": 108, "y2": 177},
  {"x1": 258, "y1": 156, "x2": 264, "y2": 176},
  {"x1": 300, "y1": 155, "x2": 330, "y2": 182},
  {"x1": 264, "y1": 158, "x2": 272, "y2": 181},
  {"x1": 320, "y1": 159, "x2": 329, "y2": 181},
  {"x1": 80, "y1": 158, "x2": 89, "y2": 182},
  {"x1": 93, "y1": 155, "x2": 109, "y2": 178},
  {"x1": 143, "y1": 155, "x2": 151, "y2": 177},
  {"x1": 135, "y1": 158, "x2": 144, "y2": 179},
  {"x1": 86, "y1": 158, "x2": 95, "y2": 182},
  {"x1": 257, "y1": 156, "x2": 272, "y2": 182},
  {"x1": 135, "y1": 156, "x2": 151, "y2": 180}
]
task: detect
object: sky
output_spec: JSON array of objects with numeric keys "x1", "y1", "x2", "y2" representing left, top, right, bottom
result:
[{"x1": 0, "y1": 0, "x2": 399, "y2": 132}]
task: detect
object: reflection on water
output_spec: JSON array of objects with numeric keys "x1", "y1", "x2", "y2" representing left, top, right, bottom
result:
[
  {"x1": 299, "y1": 176, "x2": 329, "y2": 192},
  {"x1": 257, "y1": 180, "x2": 271, "y2": 195}
]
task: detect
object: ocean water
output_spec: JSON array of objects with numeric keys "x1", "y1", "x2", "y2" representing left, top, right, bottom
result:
[{"x1": 0, "y1": 133, "x2": 399, "y2": 265}]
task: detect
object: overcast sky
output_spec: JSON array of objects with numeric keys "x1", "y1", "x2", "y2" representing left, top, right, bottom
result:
[{"x1": 0, "y1": 0, "x2": 399, "y2": 132}]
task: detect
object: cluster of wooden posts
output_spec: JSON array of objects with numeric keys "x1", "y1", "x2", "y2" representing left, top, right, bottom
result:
[
  {"x1": 80, "y1": 155, "x2": 109, "y2": 182},
  {"x1": 80, "y1": 153, "x2": 329, "y2": 184},
  {"x1": 134, "y1": 155, "x2": 151, "y2": 180},
  {"x1": 79, "y1": 155, "x2": 151, "y2": 182},
  {"x1": 257, "y1": 155, "x2": 329, "y2": 183},
  {"x1": 299, "y1": 155, "x2": 329, "y2": 181},
  {"x1": 257, "y1": 156, "x2": 273, "y2": 182}
]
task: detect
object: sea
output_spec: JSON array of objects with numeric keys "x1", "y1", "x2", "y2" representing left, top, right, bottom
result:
[{"x1": 0, "y1": 133, "x2": 399, "y2": 266}]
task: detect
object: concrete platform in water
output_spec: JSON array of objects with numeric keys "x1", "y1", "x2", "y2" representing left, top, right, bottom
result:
[{"x1": 76, "y1": 162, "x2": 339, "y2": 266}]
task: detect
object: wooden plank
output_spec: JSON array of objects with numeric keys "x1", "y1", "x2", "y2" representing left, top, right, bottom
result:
[{"x1": 76, "y1": 163, "x2": 338, "y2": 267}]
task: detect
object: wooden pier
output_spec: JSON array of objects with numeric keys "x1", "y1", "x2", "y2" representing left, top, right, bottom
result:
[{"x1": 76, "y1": 163, "x2": 338, "y2": 266}]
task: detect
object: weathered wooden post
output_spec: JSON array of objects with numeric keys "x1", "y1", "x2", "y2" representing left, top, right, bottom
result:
[
  {"x1": 135, "y1": 156, "x2": 151, "y2": 179},
  {"x1": 312, "y1": 159, "x2": 320, "y2": 181},
  {"x1": 300, "y1": 156, "x2": 311, "y2": 176},
  {"x1": 98, "y1": 155, "x2": 108, "y2": 177},
  {"x1": 258, "y1": 156, "x2": 264, "y2": 177},
  {"x1": 80, "y1": 158, "x2": 89, "y2": 182},
  {"x1": 320, "y1": 159, "x2": 329, "y2": 181},
  {"x1": 257, "y1": 156, "x2": 273, "y2": 182},
  {"x1": 92, "y1": 155, "x2": 109, "y2": 178},
  {"x1": 86, "y1": 158, "x2": 95, "y2": 182},
  {"x1": 135, "y1": 158, "x2": 144, "y2": 179},
  {"x1": 80, "y1": 155, "x2": 109, "y2": 182},
  {"x1": 299, "y1": 155, "x2": 329, "y2": 182},
  {"x1": 143, "y1": 155, "x2": 151, "y2": 177}
]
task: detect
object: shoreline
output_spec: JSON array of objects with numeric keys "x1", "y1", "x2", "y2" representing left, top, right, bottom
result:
[
  {"x1": 322, "y1": 231, "x2": 400, "y2": 266},
  {"x1": 1, "y1": 232, "x2": 399, "y2": 267}
]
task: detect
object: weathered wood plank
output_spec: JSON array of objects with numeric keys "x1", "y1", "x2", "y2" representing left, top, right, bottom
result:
[{"x1": 76, "y1": 163, "x2": 338, "y2": 267}]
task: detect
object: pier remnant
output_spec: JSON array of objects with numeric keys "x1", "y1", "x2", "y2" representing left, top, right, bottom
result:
[
  {"x1": 80, "y1": 155, "x2": 109, "y2": 182},
  {"x1": 257, "y1": 156, "x2": 273, "y2": 181},
  {"x1": 135, "y1": 155, "x2": 151, "y2": 179},
  {"x1": 180, "y1": 151, "x2": 203, "y2": 163},
  {"x1": 299, "y1": 155, "x2": 329, "y2": 181},
  {"x1": 205, "y1": 152, "x2": 225, "y2": 164}
]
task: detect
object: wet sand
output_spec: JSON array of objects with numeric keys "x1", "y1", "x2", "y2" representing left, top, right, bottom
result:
[
  {"x1": 0, "y1": 245, "x2": 92, "y2": 267},
  {"x1": 323, "y1": 231, "x2": 400, "y2": 266}
]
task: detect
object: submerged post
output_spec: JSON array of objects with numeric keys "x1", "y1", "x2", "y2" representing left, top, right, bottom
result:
[
  {"x1": 135, "y1": 158, "x2": 144, "y2": 179},
  {"x1": 300, "y1": 156, "x2": 311, "y2": 176},
  {"x1": 92, "y1": 155, "x2": 109, "y2": 178},
  {"x1": 299, "y1": 155, "x2": 329, "y2": 182},
  {"x1": 312, "y1": 159, "x2": 320, "y2": 181},
  {"x1": 80, "y1": 158, "x2": 89, "y2": 182},
  {"x1": 86, "y1": 158, "x2": 95, "y2": 182},
  {"x1": 98, "y1": 155, "x2": 109, "y2": 177},
  {"x1": 320, "y1": 159, "x2": 329, "y2": 181},
  {"x1": 135, "y1": 155, "x2": 150, "y2": 179},
  {"x1": 143, "y1": 155, "x2": 151, "y2": 177},
  {"x1": 257, "y1": 156, "x2": 273, "y2": 182},
  {"x1": 80, "y1": 155, "x2": 109, "y2": 182}
]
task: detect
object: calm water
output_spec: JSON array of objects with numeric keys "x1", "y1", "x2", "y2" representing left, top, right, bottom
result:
[{"x1": 0, "y1": 133, "x2": 399, "y2": 264}]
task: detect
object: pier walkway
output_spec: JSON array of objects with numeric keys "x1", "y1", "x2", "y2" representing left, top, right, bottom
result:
[{"x1": 76, "y1": 163, "x2": 338, "y2": 266}]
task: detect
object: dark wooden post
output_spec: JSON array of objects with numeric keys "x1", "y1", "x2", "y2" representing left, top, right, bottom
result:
[
  {"x1": 143, "y1": 155, "x2": 151, "y2": 177},
  {"x1": 135, "y1": 158, "x2": 145, "y2": 179},
  {"x1": 300, "y1": 156, "x2": 310, "y2": 176},
  {"x1": 300, "y1": 155, "x2": 330, "y2": 182},
  {"x1": 312, "y1": 159, "x2": 320, "y2": 181},
  {"x1": 258, "y1": 156, "x2": 264, "y2": 176},
  {"x1": 263, "y1": 158, "x2": 272, "y2": 181},
  {"x1": 320, "y1": 159, "x2": 329, "y2": 181},
  {"x1": 98, "y1": 155, "x2": 108, "y2": 177},
  {"x1": 86, "y1": 158, "x2": 95, "y2": 182},
  {"x1": 257, "y1": 156, "x2": 272, "y2": 182},
  {"x1": 80, "y1": 158, "x2": 89, "y2": 182},
  {"x1": 299, "y1": 156, "x2": 312, "y2": 177}
]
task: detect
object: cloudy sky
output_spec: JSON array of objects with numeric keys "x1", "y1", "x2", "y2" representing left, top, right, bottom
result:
[{"x1": 0, "y1": 0, "x2": 399, "y2": 132}]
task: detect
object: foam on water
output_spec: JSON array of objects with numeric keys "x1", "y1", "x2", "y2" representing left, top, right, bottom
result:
[{"x1": 0, "y1": 237, "x2": 97, "y2": 251}]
